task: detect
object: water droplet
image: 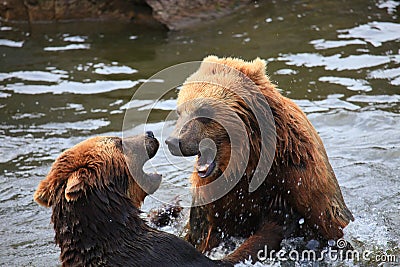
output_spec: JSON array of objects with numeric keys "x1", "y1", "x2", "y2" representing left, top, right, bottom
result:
[{"x1": 299, "y1": 218, "x2": 305, "y2": 225}]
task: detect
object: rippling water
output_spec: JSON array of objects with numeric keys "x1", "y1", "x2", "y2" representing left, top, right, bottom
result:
[{"x1": 1, "y1": 0, "x2": 399, "y2": 266}]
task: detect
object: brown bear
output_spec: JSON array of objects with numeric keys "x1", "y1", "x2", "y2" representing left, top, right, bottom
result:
[
  {"x1": 165, "y1": 56, "x2": 354, "y2": 258},
  {"x1": 34, "y1": 132, "x2": 234, "y2": 266}
]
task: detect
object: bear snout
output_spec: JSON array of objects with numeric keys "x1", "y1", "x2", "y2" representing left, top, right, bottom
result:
[
  {"x1": 165, "y1": 137, "x2": 182, "y2": 156},
  {"x1": 165, "y1": 136, "x2": 201, "y2": 157},
  {"x1": 145, "y1": 135, "x2": 159, "y2": 159}
]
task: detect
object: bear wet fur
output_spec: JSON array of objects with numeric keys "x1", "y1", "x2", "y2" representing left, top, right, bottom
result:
[
  {"x1": 34, "y1": 134, "x2": 230, "y2": 267},
  {"x1": 166, "y1": 56, "x2": 354, "y2": 259}
]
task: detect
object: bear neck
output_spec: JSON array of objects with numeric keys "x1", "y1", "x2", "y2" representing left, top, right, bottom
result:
[
  {"x1": 190, "y1": 139, "x2": 291, "y2": 249},
  {"x1": 51, "y1": 184, "x2": 150, "y2": 266}
]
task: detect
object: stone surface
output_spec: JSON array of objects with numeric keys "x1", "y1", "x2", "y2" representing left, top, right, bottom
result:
[
  {"x1": 145, "y1": 0, "x2": 251, "y2": 30},
  {"x1": 0, "y1": 0, "x2": 250, "y2": 30},
  {"x1": 0, "y1": 0, "x2": 154, "y2": 24}
]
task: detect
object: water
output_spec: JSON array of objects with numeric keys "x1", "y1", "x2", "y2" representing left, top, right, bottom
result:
[{"x1": 1, "y1": 0, "x2": 399, "y2": 265}]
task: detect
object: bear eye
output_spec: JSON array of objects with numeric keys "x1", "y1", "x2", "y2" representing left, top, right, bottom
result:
[{"x1": 197, "y1": 117, "x2": 212, "y2": 124}]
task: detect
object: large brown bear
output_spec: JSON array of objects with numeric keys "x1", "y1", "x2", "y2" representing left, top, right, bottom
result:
[
  {"x1": 34, "y1": 132, "x2": 234, "y2": 266},
  {"x1": 166, "y1": 56, "x2": 354, "y2": 257}
]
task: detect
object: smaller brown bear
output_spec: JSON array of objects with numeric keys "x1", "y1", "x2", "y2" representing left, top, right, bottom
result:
[{"x1": 34, "y1": 132, "x2": 232, "y2": 267}]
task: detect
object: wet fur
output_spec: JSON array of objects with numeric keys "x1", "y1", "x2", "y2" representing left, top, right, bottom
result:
[
  {"x1": 34, "y1": 136, "x2": 230, "y2": 267},
  {"x1": 175, "y1": 56, "x2": 354, "y2": 257}
]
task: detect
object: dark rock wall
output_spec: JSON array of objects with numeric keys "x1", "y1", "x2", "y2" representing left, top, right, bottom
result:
[
  {"x1": 0, "y1": 0, "x2": 251, "y2": 30},
  {"x1": 1, "y1": 0, "x2": 154, "y2": 24},
  {"x1": 146, "y1": 0, "x2": 251, "y2": 30}
]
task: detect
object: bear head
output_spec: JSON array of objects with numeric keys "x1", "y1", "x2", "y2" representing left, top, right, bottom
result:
[
  {"x1": 34, "y1": 133, "x2": 161, "y2": 209},
  {"x1": 166, "y1": 56, "x2": 276, "y2": 194}
]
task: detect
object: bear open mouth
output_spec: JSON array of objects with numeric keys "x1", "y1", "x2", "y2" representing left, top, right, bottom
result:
[
  {"x1": 195, "y1": 150, "x2": 216, "y2": 178},
  {"x1": 142, "y1": 172, "x2": 162, "y2": 194},
  {"x1": 142, "y1": 164, "x2": 162, "y2": 193},
  {"x1": 142, "y1": 137, "x2": 162, "y2": 194}
]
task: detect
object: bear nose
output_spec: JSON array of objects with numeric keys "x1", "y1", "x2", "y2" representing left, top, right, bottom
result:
[
  {"x1": 165, "y1": 137, "x2": 182, "y2": 156},
  {"x1": 165, "y1": 137, "x2": 179, "y2": 147},
  {"x1": 145, "y1": 131, "x2": 155, "y2": 139}
]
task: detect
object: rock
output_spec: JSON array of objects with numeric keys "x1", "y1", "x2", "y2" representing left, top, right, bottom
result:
[
  {"x1": 145, "y1": 0, "x2": 251, "y2": 30},
  {"x1": 0, "y1": 0, "x2": 251, "y2": 30},
  {"x1": 0, "y1": 0, "x2": 29, "y2": 21},
  {"x1": 0, "y1": 0, "x2": 158, "y2": 25}
]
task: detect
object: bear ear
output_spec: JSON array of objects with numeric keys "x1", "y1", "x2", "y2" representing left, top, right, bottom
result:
[
  {"x1": 65, "y1": 169, "x2": 86, "y2": 202},
  {"x1": 34, "y1": 179, "x2": 53, "y2": 207}
]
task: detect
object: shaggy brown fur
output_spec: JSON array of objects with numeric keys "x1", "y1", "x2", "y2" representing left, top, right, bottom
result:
[
  {"x1": 166, "y1": 56, "x2": 354, "y2": 260},
  {"x1": 34, "y1": 134, "x2": 231, "y2": 267}
]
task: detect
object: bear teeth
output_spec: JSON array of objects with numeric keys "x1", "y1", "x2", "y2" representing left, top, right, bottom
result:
[{"x1": 197, "y1": 164, "x2": 209, "y2": 172}]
